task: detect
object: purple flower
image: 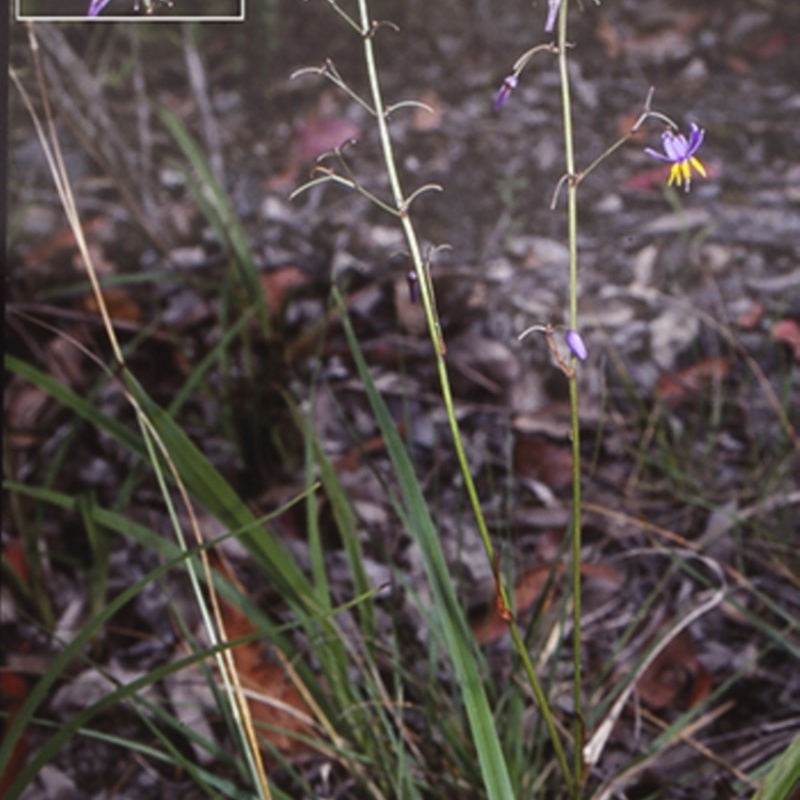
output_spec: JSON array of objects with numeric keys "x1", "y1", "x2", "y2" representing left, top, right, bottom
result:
[
  {"x1": 644, "y1": 123, "x2": 708, "y2": 192},
  {"x1": 566, "y1": 329, "x2": 587, "y2": 361},
  {"x1": 87, "y1": 0, "x2": 113, "y2": 15},
  {"x1": 545, "y1": 0, "x2": 562, "y2": 33},
  {"x1": 494, "y1": 74, "x2": 518, "y2": 111}
]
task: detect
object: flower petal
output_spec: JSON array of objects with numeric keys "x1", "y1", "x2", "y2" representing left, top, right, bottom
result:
[
  {"x1": 644, "y1": 147, "x2": 671, "y2": 163},
  {"x1": 686, "y1": 124, "x2": 705, "y2": 157},
  {"x1": 689, "y1": 158, "x2": 707, "y2": 179},
  {"x1": 662, "y1": 132, "x2": 689, "y2": 162}
]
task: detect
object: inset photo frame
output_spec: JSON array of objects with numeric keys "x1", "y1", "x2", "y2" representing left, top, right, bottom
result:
[{"x1": 16, "y1": 0, "x2": 244, "y2": 21}]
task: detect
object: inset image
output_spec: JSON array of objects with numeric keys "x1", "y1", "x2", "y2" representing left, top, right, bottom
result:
[{"x1": 16, "y1": 0, "x2": 244, "y2": 20}]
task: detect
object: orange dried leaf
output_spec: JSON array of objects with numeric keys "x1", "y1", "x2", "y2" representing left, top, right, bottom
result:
[
  {"x1": 82, "y1": 288, "x2": 142, "y2": 324},
  {"x1": 260, "y1": 266, "x2": 309, "y2": 318},
  {"x1": 636, "y1": 628, "x2": 711, "y2": 711},
  {"x1": 211, "y1": 551, "x2": 317, "y2": 761},
  {"x1": 513, "y1": 433, "x2": 573, "y2": 491},
  {"x1": 2, "y1": 540, "x2": 29, "y2": 587},
  {"x1": 334, "y1": 432, "x2": 391, "y2": 473},
  {"x1": 21, "y1": 216, "x2": 106, "y2": 269},
  {"x1": 771, "y1": 319, "x2": 800, "y2": 361},
  {"x1": 241, "y1": 658, "x2": 316, "y2": 760},
  {"x1": 0, "y1": 672, "x2": 31, "y2": 797},
  {"x1": 473, "y1": 563, "x2": 621, "y2": 645},
  {"x1": 655, "y1": 357, "x2": 729, "y2": 405}
]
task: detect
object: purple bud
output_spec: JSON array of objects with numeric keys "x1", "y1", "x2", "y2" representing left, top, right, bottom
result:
[
  {"x1": 545, "y1": 0, "x2": 561, "y2": 33},
  {"x1": 407, "y1": 270, "x2": 420, "y2": 304},
  {"x1": 566, "y1": 329, "x2": 587, "y2": 361},
  {"x1": 88, "y1": 0, "x2": 115, "y2": 14},
  {"x1": 494, "y1": 74, "x2": 518, "y2": 111}
]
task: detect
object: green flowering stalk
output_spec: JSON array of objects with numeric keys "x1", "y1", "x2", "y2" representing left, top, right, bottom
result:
[{"x1": 496, "y1": 0, "x2": 709, "y2": 790}]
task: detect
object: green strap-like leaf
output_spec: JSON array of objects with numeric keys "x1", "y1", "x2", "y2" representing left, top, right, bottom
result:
[{"x1": 334, "y1": 289, "x2": 516, "y2": 800}]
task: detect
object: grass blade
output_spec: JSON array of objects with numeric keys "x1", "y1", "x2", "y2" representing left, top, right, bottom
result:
[
  {"x1": 751, "y1": 736, "x2": 800, "y2": 800},
  {"x1": 334, "y1": 289, "x2": 516, "y2": 800}
]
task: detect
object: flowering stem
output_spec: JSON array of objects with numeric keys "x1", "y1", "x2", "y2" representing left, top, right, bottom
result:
[
  {"x1": 355, "y1": 0, "x2": 574, "y2": 790},
  {"x1": 556, "y1": 1, "x2": 584, "y2": 792},
  {"x1": 358, "y1": 0, "x2": 487, "y2": 604}
]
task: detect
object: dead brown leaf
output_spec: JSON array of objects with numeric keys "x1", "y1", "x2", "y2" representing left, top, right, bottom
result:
[
  {"x1": 20, "y1": 216, "x2": 106, "y2": 270},
  {"x1": 636, "y1": 628, "x2": 711, "y2": 711},
  {"x1": 4, "y1": 378, "x2": 53, "y2": 448},
  {"x1": 473, "y1": 563, "x2": 622, "y2": 645},
  {"x1": 2, "y1": 540, "x2": 30, "y2": 587},
  {"x1": 655, "y1": 357, "x2": 730, "y2": 406},
  {"x1": 334, "y1": 431, "x2": 393, "y2": 473},
  {"x1": 82, "y1": 287, "x2": 142, "y2": 324},
  {"x1": 771, "y1": 319, "x2": 800, "y2": 361},
  {"x1": 260, "y1": 266, "x2": 309, "y2": 318},
  {"x1": 0, "y1": 672, "x2": 32, "y2": 798},
  {"x1": 210, "y1": 551, "x2": 318, "y2": 761},
  {"x1": 513, "y1": 432, "x2": 573, "y2": 491}
]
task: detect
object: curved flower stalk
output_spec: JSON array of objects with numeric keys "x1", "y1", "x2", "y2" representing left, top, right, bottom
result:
[
  {"x1": 518, "y1": 324, "x2": 587, "y2": 376},
  {"x1": 494, "y1": 43, "x2": 557, "y2": 111}
]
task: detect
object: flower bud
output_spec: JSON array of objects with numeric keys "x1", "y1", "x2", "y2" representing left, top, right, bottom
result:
[
  {"x1": 407, "y1": 271, "x2": 420, "y2": 304},
  {"x1": 545, "y1": 0, "x2": 562, "y2": 33},
  {"x1": 494, "y1": 74, "x2": 518, "y2": 111},
  {"x1": 566, "y1": 329, "x2": 587, "y2": 361}
]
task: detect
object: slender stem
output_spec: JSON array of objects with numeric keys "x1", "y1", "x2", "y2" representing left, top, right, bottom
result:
[
  {"x1": 556, "y1": 2, "x2": 584, "y2": 794},
  {"x1": 356, "y1": 3, "x2": 490, "y2": 584},
  {"x1": 356, "y1": 0, "x2": 574, "y2": 788},
  {"x1": 577, "y1": 131, "x2": 633, "y2": 186},
  {"x1": 575, "y1": 107, "x2": 679, "y2": 187}
]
